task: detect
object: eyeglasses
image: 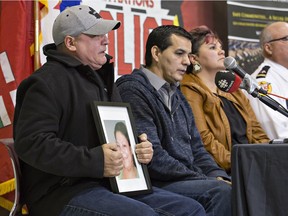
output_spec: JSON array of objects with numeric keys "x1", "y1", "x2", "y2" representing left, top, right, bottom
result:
[{"x1": 267, "y1": 35, "x2": 288, "y2": 43}]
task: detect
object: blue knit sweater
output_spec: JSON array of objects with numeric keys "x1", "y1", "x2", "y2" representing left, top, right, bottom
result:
[{"x1": 116, "y1": 68, "x2": 228, "y2": 181}]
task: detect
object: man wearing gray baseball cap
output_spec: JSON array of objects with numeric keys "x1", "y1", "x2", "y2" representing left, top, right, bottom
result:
[{"x1": 13, "y1": 4, "x2": 206, "y2": 216}]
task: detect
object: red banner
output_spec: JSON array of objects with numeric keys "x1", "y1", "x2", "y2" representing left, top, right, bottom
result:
[
  {"x1": 0, "y1": 1, "x2": 35, "y2": 210},
  {"x1": 0, "y1": 1, "x2": 35, "y2": 139}
]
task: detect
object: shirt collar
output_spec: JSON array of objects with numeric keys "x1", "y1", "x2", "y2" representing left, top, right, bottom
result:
[
  {"x1": 140, "y1": 65, "x2": 179, "y2": 90},
  {"x1": 264, "y1": 58, "x2": 288, "y2": 81}
]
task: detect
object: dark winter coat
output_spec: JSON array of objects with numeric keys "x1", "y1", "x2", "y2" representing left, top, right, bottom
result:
[{"x1": 13, "y1": 43, "x2": 121, "y2": 216}]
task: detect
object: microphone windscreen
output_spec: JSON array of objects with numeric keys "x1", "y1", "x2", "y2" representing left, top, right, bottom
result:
[
  {"x1": 224, "y1": 56, "x2": 237, "y2": 69},
  {"x1": 215, "y1": 70, "x2": 242, "y2": 93}
]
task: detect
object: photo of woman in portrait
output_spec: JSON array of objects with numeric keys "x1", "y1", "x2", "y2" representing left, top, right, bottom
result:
[{"x1": 114, "y1": 121, "x2": 139, "y2": 179}]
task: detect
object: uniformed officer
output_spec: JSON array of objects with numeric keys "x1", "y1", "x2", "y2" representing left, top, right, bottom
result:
[{"x1": 247, "y1": 21, "x2": 288, "y2": 139}]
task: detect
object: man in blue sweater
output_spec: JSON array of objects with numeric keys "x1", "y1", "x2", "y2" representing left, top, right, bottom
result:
[{"x1": 116, "y1": 25, "x2": 232, "y2": 216}]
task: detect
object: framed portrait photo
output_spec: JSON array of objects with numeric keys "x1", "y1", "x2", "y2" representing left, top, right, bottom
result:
[{"x1": 91, "y1": 101, "x2": 153, "y2": 196}]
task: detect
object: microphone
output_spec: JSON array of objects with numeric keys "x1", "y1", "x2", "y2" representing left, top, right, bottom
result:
[
  {"x1": 269, "y1": 138, "x2": 288, "y2": 144},
  {"x1": 224, "y1": 56, "x2": 246, "y2": 78},
  {"x1": 224, "y1": 56, "x2": 267, "y2": 96},
  {"x1": 224, "y1": 57, "x2": 288, "y2": 118},
  {"x1": 215, "y1": 70, "x2": 242, "y2": 93}
]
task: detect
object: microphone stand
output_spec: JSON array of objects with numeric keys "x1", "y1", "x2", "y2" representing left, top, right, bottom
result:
[
  {"x1": 240, "y1": 75, "x2": 288, "y2": 118},
  {"x1": 250, "y1": 90, "x2": 288, "y2": 118}
]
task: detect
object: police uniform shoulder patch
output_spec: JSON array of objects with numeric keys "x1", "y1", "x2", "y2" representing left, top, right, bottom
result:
[
  {"x1": 256, "y1": 65, "x2": 270, "y2": 79},
  {"x1": 258, "y1": 81, "x2": 272, "y2": 94}
]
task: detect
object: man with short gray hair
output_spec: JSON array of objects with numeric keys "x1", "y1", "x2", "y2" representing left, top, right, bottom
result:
[{"x1": 247, "y1": 21, "x2": 288, "y2": 139}]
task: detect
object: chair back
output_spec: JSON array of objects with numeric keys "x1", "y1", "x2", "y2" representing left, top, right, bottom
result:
[{"x1": 1, "y1": 139, "x2": 28, "y2": 216}]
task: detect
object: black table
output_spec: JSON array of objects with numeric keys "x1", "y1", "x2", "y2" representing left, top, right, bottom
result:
[{"x1": 232, "y1": 144, "x2": 288, "y2": 216}]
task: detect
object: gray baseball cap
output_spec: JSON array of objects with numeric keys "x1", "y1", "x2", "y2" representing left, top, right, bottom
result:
[{"x1": 52, "y1": 5, "x2": 121, "y2": 45}]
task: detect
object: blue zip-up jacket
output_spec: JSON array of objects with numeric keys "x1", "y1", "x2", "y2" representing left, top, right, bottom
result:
[{"x1": 116, "y1": 68, "x2": 228, "y2": 181}]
